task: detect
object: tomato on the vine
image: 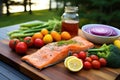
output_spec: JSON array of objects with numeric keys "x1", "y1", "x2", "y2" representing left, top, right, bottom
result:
[
  {"x1": 9, "y1": 39, "x2": 20, "y2": 50},
  {"x1": 15, "y1": 42, "x2": 27, "y2": 55},
  {"x1": 24, "y1": 36, "x2": 33, "y2": 47}
]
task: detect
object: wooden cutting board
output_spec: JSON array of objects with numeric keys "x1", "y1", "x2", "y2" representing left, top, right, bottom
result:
[{"x1": 0, "y1": 31, "x2": 120, "y2": 80}]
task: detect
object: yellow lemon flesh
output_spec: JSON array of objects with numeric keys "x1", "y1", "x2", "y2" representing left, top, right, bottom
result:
[
  {"x1": 114, "y1": 40, "x2": 120, "y2": 49},
  {"x1": 64, "y1": 56, "x2": 77, "y2": 68},
  {"x1": 64, "y1": 56, "x2": 83, "y2": 72}
]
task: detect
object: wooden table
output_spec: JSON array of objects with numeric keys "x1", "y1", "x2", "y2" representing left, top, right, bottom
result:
[{"x1": 0, "y1": 21, "x2": 120, "y2": 80}]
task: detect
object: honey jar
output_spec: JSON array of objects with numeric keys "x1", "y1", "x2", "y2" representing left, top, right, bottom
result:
[{"x1": 61, "y1": 6, "x2": 79, "y2": 37}]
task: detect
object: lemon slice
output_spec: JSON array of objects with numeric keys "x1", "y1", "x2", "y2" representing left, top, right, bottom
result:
[
  {"x1": 114, "y1": 40, "x2": 120, "y2": 49},
  {"x1": 67, "y1": 58, "x2": 83, "y2": 72},
  {"x1": 64, "y1": 56, "x2": 77, "y2": 68}
]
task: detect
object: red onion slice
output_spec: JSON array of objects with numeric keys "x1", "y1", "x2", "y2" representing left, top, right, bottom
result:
[{"x1": 85, "y1": 25, "x2": 118, "y2": 36}]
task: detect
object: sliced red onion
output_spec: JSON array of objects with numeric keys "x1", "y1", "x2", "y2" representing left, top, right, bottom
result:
[
  {"x1": 110, "y1": 29, "x2": 118, "y2": 36},
  {"x1": 85, "y1": 27, "x2": 92, "y2": 34},
  {"x1": 90, "y1": 26, "x2": 112, "y2": 36},
  {"x1": 85, "y1": 25, "x2": 118, "y2": 36}
]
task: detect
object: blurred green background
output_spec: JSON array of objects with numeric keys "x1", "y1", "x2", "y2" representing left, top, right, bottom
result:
[{"x1": 0, "y1": 0, "x2": 120, "y2": 28}]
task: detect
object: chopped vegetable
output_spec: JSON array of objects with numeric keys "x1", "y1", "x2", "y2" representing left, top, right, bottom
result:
[{"x1": 88, "y1": 44, "x2": 120, "y2": 68}]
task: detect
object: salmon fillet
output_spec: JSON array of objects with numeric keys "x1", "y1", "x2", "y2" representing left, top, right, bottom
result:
[{"x1": 21, "y1": 36, "x2": 94, "y2": 69}]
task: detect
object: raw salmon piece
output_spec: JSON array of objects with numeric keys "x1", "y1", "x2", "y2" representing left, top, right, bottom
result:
[{"x1": 21, "y1": 36, "x2": 94, "y2": 69}]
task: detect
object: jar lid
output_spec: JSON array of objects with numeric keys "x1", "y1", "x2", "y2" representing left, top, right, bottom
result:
[{"x1": 65, "y1": 6, "x2": 78, "y2": 12}]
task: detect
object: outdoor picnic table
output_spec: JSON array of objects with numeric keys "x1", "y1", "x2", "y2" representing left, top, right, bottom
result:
[
  {"x1": 0, "y1": 21, "x2": 120, "y2": 80},
  {"x1": 0, "y1": 21, "x2": 35, "y2": 80}
]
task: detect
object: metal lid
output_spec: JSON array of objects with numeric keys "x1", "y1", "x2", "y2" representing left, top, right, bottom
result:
[{"x1": 65, "y1": 6, "x2": 78, "y2": 12}]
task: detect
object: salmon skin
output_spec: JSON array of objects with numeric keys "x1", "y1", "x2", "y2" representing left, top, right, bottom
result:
[{"x1": 21, "y1": 36, "x2": 94, "y2": 70}]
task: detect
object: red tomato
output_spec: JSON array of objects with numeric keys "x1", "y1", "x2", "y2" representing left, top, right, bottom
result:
[
  {"x1": 24, "y1": 36, "x2": 33, "y2": 47},
  {"x1": 15, "y1": 42, "x2": 27, "y2": 55},
  {"x1": 90, "y1": 55, "x2": 99, "y2": 60},
  {"x1": 72, "y1": 53, "x2": 79, "y2": 58},
  {"x1": 92, "y1": 60, "x2": 101, "y2": 69},
  {"x1": 85, "y1": 57, "x2": 92, "y2": 62},
  {"x1": 99, "y1": 58, "x2": 107, "y2": 67},
  {"x1": 34, "y1": 38, "x2": 44, "y2": 48},
  {"x1": 78, "y1": 51, "x2": 87, "y2": 60},
  {"x1": 83, "y1": 61, "x2": 92, "y2": 70},
  {"x1": 9, "y1": 39, "x2": 20, "y2": 50}
]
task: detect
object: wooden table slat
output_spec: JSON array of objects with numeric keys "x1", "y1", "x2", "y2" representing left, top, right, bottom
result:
[
  {"x1": 0, "y1": 73, "x2": 10, "y2": 80},
  {"x1": 0, "y1": 61, "x2": 31, "y2": 80}
]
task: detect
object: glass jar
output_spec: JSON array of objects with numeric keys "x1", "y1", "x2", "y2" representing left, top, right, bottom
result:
[{"x1": 61, "y1": 6, "x2": 79, "y2": 37}]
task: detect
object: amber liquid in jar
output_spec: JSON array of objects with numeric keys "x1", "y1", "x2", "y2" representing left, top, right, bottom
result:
[{"x1": 62, "y1": 20, "x2": 79, "y2": 37}]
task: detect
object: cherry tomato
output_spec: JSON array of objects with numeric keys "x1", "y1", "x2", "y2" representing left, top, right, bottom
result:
[
  {"x1": 9, "y1": 39, "x2": 20, "y2": 50},
  {"x1": 85, "y1": 57, "x2": 92, "y2": 62},
  {"x1": 24, "y1": 36, "x2": 33, "y2": 47},
  {"x1": 34, "y1": 38, "x2": 44, "y2": 48},
  {"x1": 90, "y1": 55, "x2": 99, "y2": 60},
  {"x1": 99, "y1": 58, "x2": 107, "y2": 67},
  {"x1": 92, "y1": 60, "x2": 101, "y2": 69},
  {"x1": 72, "y1": 53, "x2": 79, "y2": 58},
  {"x1": 83, "y1": 61, "x2": 92, "y2": 70},
  {"x1": 15, "y1": 42, "x2": 27, "y2": 55},
  {"x1": 78, "y1": 51, "x2": 87, "y2": 60}
]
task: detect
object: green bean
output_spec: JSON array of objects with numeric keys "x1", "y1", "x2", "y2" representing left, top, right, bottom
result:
[
  {"x1": 19, "y1": 27, "x2": 29, "y2": 30},
  {"x1": 20, "y1": 22, "x2": 44, "y2": 28},
  {"x1": 10, "y1": 33, "x2": 34, "y2": 39},
  {"x1": 7, "y1": 30, "x2": 22, "y2": 36},
  {"x1": 8, "y1": 19, "x2": 61, "y2": 40},
  {"x1": 31, "y1": 24, "x2": 48, "y2": 29},
  {"x1": 23, "y1": 29, "x2": 42, "y2": 33}
]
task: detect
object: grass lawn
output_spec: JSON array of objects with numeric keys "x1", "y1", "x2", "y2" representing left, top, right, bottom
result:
[{"x1": 0, "y1": 9, "x2": 61, "y2": 28}]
